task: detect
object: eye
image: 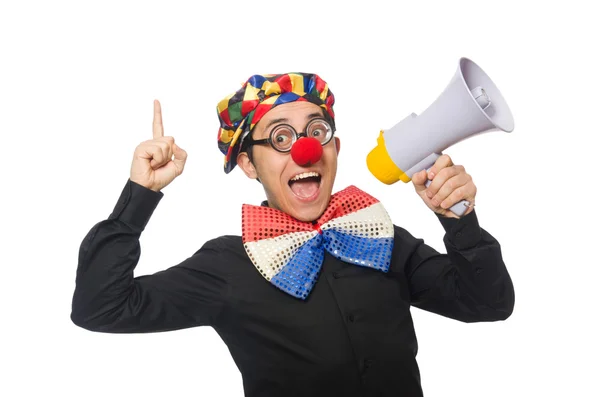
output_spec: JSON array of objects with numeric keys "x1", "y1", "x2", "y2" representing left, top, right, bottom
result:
[
  {"x1": 271, "y1": 126, "x2": 294, "y2": 149},
  {"x1": 308, "y1": 121, "x2": 330, "y2": 141},
  {"x1": 275, "y1": 134, "x2": 290, "y2": 143}
]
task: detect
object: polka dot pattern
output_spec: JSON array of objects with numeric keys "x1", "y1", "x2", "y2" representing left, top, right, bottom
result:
[
  {"x1": 244, "y1": 230, "x2": 317, "y2": 280},
  {"x1": 270, "y1": 234, "x2": 324, "y2": 299},
  {"x1": 242, "y1": 185, "x2": 395, "y2": 299}
]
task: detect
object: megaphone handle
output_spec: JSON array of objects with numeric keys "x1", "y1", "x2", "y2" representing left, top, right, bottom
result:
[{"x1": 424, "y1": 168, "x2": 470, "y2": 217}]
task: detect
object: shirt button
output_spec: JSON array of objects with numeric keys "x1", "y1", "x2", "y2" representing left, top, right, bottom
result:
[
  {"x1": 332, "y1": 272, "x2": 341, "y2": 279},
  {"x1": 364, "y1": 359, "x2": 374, "y2": 368},
  {"x1": 347, "y1": 314, "x2": 355, "y2": 322},
  {"x1": 456, "y1": 231, "x2": 462, "y2": 238}
]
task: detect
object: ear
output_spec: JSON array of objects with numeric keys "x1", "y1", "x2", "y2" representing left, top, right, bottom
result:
[
  {"x1": 237, "y1": 151, "x2": 258, "y2": 179},
  {"x1": 334, "y1": 137, "x2": 341, "y2": 155}
]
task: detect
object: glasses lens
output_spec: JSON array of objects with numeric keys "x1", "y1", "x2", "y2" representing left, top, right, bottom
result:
[
  {"x1": 271, "y1": 126, "x2": 295, "y2": 151},
  {"x1": 307, "y1": 120, "x2": 332, "y2": 143}
]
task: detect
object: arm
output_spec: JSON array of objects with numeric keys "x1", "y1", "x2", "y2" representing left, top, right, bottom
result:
[
  {"x1": 399, "y1": 209, "x2": 514, "y2": 323},
  {"x1": 70, "y1": 179, "x2": 229, "y2": 333}
]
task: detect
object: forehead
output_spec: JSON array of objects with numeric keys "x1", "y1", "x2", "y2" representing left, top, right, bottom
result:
[{"x1": 253, "y1": 102, "x2": 324, "y2": 137}]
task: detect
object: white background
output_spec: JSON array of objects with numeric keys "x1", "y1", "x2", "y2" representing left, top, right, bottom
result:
[{"x1": 1, "y1": 0, "x2": 598, "y2": 396}]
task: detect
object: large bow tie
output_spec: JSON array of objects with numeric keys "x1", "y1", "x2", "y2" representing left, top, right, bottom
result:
[{"x1": 242, "y1": 186, "x2": 395, "y2": 299}]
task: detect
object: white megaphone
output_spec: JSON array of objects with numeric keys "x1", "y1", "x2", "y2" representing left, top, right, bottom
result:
[{"x1": 366, "y1": 57, "x2": 514, "y2": 216}]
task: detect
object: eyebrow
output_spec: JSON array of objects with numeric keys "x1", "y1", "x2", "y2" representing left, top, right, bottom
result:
[{"x1": 263, "y1": 112, "x2": 324, "y2": 131}]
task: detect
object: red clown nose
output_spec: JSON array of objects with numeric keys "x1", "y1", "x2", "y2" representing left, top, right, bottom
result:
[{"x1": 290, "y1": 137, "x2": 323, "y2": 166}]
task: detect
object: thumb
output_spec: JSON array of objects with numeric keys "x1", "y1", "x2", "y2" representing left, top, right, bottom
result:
[
  {"x1": 411, "y1": 170, "x2": 428, "y2": 193},
  {"x1": 172, "y1": 143, "x2": 188, "y2": 172}
]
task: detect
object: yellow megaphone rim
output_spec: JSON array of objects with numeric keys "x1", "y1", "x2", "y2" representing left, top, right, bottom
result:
[{"x1": 366, "y1": 131, "x2": 411, "y2": 184}]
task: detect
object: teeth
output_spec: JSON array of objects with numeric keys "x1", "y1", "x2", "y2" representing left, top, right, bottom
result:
[{"x1": 290, "y1": 172, "x2": 320, "y2": 181}]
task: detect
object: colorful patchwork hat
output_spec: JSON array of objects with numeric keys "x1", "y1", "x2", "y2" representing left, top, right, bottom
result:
[{"x1": 216, "y1": 72, "x2": 336, "y2": 173}]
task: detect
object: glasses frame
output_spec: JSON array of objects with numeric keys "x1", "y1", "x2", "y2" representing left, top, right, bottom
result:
[{"x1": 242, "y1": 117, "x2": 335, "y2": 153}]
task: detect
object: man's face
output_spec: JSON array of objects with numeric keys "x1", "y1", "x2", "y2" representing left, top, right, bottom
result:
[{"x1": 237, "y1": 101, "x2": 341, "y2": 222}]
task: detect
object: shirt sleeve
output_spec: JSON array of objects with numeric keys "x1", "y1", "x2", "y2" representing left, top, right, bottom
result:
[
  {"x1": 70, "y1": 179, "x2": 229, "y2": 333},
  {"x1": 397, "y1": 209, "x2": 515, "y2": 323}
]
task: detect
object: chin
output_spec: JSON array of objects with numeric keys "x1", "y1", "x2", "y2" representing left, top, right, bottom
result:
[{"x1": 290, "y1": 206, "x2": 326, "y2": 222}]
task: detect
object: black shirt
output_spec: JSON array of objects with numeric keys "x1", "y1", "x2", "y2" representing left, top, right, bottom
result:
[{"x1": 71, "y1": 179, "x2": 514, "y2": 397}]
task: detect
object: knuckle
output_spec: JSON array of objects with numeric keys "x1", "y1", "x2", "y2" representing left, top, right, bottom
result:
[
  {"x1": 434, "y1": 190, "x2": 445, "y2": 202},
  {"x1": 439, "y1": 168, "x2": 451, "y2": 178},
  {"x1": 445, "y1": 185, "x2": 455, "y2": 198},
  {"x1": 135, "y1": 146, "x2": 148, "y2": 157},
  {"x1": 158, "y1": 141, "x2": 171, "y2": 153},
  {"x1": 453, "y1": 187, "x2": 462, "y2": 198}
]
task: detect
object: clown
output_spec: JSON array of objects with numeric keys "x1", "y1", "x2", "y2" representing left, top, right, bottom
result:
[{"x1": 72, "y1": 73, "x2": 515, "y2": 397}]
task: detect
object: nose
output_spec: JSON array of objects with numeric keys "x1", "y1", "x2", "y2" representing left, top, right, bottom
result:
[{"x1": 290, "y1": 137, "x2": 323, "y2": 166}]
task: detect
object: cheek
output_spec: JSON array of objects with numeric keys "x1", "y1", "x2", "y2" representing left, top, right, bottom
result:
[
  {"x1": 255, "y1": 150, "x2": 290, "y2": 184},
  {"x1": 322, "y1": 146, "x2": 339, "y2": 166}
]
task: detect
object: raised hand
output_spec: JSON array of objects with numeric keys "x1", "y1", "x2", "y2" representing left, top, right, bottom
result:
[
  {"x1": 130, "y1": 100, "x2": 188, "y2": 192},
  {"x1": 411, "y1": 154, "x2": 476, "y2": 218}
]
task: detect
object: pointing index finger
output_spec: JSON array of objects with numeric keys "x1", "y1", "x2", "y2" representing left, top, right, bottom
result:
[{"x1": 153, "y1": 99, "x2": 164, "y2": 139}]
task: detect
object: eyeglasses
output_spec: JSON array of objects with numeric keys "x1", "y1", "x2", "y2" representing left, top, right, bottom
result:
[{"x1": 242, "y1": 118, "x2": 335, "y2": 153}]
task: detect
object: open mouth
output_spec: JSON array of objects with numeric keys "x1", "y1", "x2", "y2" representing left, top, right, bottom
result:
[{"x1": 288, "y1": 171, "x2": 322, "y2": 200}]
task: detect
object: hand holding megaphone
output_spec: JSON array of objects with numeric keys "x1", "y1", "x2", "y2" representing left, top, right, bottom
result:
[
  {"x1": 411, "y1": 154, "x2": 477, "y2": 219},
  {"x1": 367, "y1": 57, "x2": 514, "y2": 217}
]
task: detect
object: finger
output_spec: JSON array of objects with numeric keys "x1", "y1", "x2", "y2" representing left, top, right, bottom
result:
[
  {"x1": 160, "y1": 141, "x2": 174, "y2": 165},
  {"x1": 156, "y1": 135, "x2": 175, "y2": 146},
  {"x1": 428, "y1": 154, "x2": 453, "y2": 180},
  {"x1": 440, "y1": 178, "x2": 477, "y2": 209},
  {"x1": 172, "y1": 143, "x2": 188, "y2": 172},
  {"x1": 155, "y1": 138, "x2": 174, "y2": 157},
  {"x1": 426, "y1": 165, "x2": 463, "y2": 200},
  {"x1": 147, "y1": 142, "x2": 173, "y2": 169},
  {"x1": 411, "y1": 170, "x2": 429, "y2": 193},
  {"x1": 431, "y1": 172, "x2": 470, "y2": 208},
  {"x1": 147, "y1": 145, "x2": 166, "y2": 169},
  {"x1": 153, "y1": 99, "x2": 164, "y2": 139},
  {"x1": 134, "y1": 141, "x2": 162, "y2": 160}
]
